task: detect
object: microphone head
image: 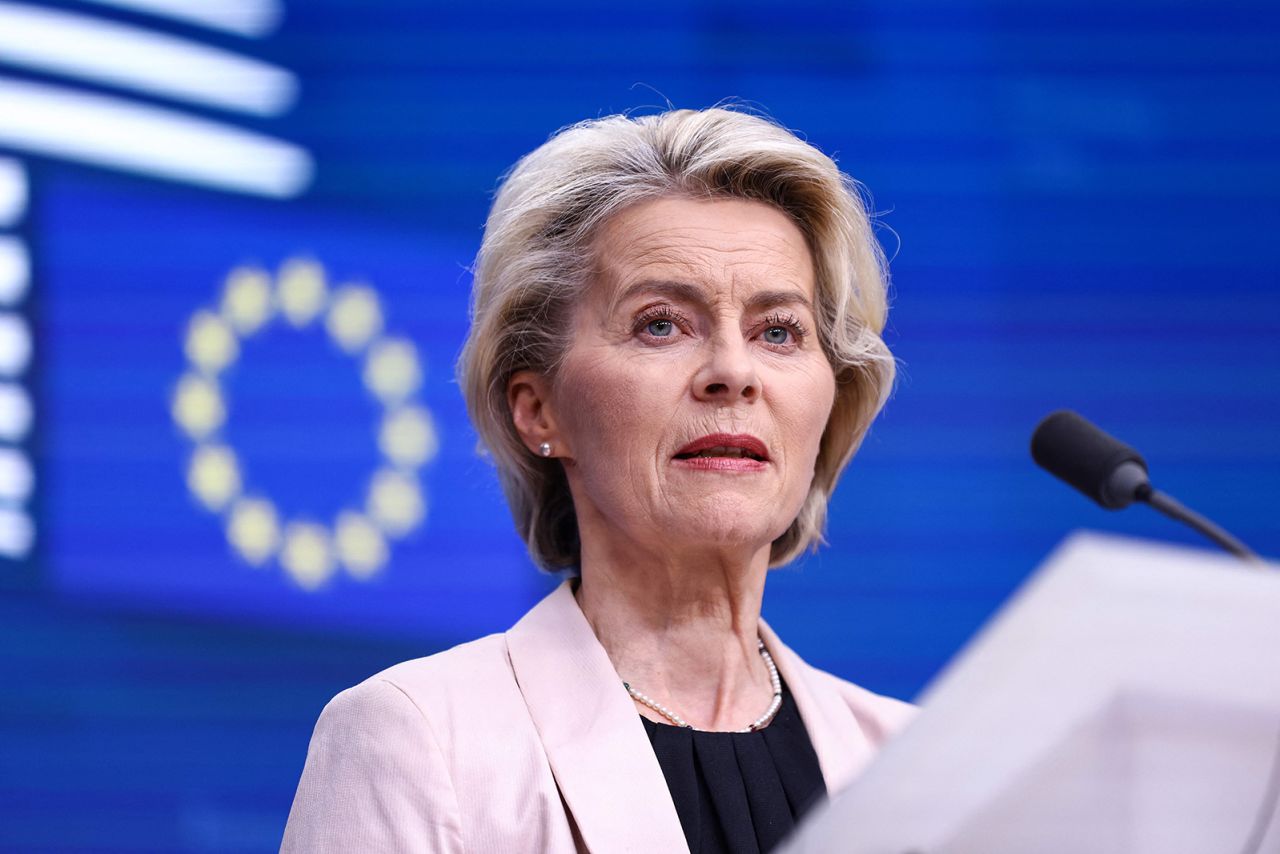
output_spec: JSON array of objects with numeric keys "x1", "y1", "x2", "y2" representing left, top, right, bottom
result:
[{"x1": 1031, "y1": 410, "x2": 1151, "y2": 509}]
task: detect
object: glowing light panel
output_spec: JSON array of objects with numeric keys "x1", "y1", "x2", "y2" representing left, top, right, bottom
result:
[
  {"x1": 0, "y1": 157, "x2": 24, "y2": 227},
  {"x1": 0, "y1": 506, "x2": 32, "y2": 557},
  {"x1": 0, "y1": 3, "x2": 297, "y2": 116},
  {"x1": 0, "y1": 383, "x2": 33, "y2": 441},
  {"x1": 0, "y1": 446, "x2": 33, "y2": 502},
  {"x1": 0, "y1": 77, "x2": 311, "y2": 198},
  {"x1": 0, "y1": 312, "x2": 30, "y2": 376},
  {"x1": 0, "y1": 236, "x2": 29, "y2": 304},
  {"x1": 80, "y1": 0, "x2": 282, "y2": 37}
]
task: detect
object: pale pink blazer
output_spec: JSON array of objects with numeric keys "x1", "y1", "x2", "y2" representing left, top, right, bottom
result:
[{"x1": 281, "y1": 581, "x2": 914, "y2": 852}]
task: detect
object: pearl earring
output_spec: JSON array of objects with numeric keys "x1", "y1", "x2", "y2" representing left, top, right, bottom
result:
[{"x1": 538, "y1": 442, "x2": 553, "y2": 458}]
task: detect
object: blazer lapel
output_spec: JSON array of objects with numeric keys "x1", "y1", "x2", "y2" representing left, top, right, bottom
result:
[
  {"x1": 506, "y1": 581, "x2": 690, "y2": 853},
  {"x1": 758, "y1": 620, "x2": 880, "y2": 795}
]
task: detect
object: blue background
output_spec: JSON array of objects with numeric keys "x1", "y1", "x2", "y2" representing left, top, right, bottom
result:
[{"x1": 3, "y1": 0, "x2": 1279, "y2": 849}]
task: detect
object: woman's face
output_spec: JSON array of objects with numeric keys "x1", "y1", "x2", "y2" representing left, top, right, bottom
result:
[{"x1": 532, "y1": 196, "x2": 837, "y2": 562}]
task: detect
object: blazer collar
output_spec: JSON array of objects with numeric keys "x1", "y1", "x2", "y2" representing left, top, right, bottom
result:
[
  {"x1": 505, "y1": 581, "x2": 880, "y2": 850},
  {"x1": 506, "y1": 581, "x2": 689, "y2": 853}
]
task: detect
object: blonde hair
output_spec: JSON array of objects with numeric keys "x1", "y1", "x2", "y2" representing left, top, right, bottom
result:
[{"x1": 458, "y1": 107, "x2": 894, "y2": 571}]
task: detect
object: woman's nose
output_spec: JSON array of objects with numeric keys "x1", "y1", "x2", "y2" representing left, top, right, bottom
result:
[{"x1": 692, "y1": 334, "x2": 760, "y2": 403}]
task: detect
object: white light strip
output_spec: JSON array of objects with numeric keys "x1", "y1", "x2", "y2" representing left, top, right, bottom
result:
[
  {"x1": 0, "y1": 157, "x2": 24, "y2": 227},
  {"x1": 0, "y1": 236, "x2": 29, "y2": 304},
  {"x1": 0, "y1": 382, "x2": 32, "y2": 441},
  {"x1": 0, "y1": 77, "x2": 312, "y2": 198},
  {"x1": 0, "y1": 3, "x2": 296, "y2": 116},
  {"x1": 79, "y1": 0, "x2": 281, "y2": 38},
  {"x1": 0, "y1": 312, "x2": 30, "y2": 376},
  {"x1": 0, "y1": 506, "x2": 33, "y2": 558},
  {"x1": 0, "y1": 447, "x2": 32, "y2": 502}
]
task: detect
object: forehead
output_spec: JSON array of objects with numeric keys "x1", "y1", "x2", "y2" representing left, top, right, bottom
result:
[{"x1": 591, "y1": 196, "x2": 816, "y2": 304}]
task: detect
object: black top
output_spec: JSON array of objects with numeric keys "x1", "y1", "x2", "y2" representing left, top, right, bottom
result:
[{"x1": 639, "y1": 683, "x2": 826, "y2": 853}]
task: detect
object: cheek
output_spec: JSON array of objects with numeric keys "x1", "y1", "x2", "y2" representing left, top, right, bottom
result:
[
  {"x1": 812, "y1": 375, "x2": 838, "y2": 451},
  {"x1": 780, "y1": 362, "x2": 837, "y2": 465},
  {"x1": 555, "y1": 352, "x2": 674, "y2": 462},
  {"x1": 783, "y1": 358, "x2": 834, "y2": 427}
]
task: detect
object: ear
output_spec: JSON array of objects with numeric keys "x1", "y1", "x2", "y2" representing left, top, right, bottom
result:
[{"x1": 508, "y1": 369, "x2": 566, "y2": 457}]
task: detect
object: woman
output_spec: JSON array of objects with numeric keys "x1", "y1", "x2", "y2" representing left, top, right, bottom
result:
[{"x1": 282, "y1": 107, "x2": 913, "y2": 853}]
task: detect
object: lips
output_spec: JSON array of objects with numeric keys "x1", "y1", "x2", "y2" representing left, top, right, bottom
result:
[{"x1": 673, "y1": 433, "x2": 769, "y2": 462}]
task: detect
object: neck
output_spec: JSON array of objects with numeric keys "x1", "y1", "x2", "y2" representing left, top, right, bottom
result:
[{"x1": 574, "y1": 534, "x2": 775, "y2": 731}]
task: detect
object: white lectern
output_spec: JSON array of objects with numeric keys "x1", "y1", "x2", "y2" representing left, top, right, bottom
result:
[{"x1": 783, "y1": 531, "x2": 1280, "y2": 854}]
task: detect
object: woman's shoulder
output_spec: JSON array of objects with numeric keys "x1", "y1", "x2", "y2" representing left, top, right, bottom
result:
[
  {"x1": 802, "y1": 664, "x2": 917, "y2": 744},
  {"x1": 309, "y1": 631, "x2": 554, "y2": 795},
  {"x1": 285, "y1": 635, "x2": 575, "y2": 851},
  {"x1": 320, "y1": 580, "x2": 579, "y2": 734},
  {"x1": 326, "y1": 631, "x2": 522, "y2": 730}
]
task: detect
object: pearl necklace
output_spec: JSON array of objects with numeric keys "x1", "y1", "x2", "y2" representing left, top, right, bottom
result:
[{"x1": 623, "y1": 639, "x2": 783, "y2": 733}]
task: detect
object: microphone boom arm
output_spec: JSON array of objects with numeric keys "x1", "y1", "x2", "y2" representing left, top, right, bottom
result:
[{"x1": 1138, "y1": 486, "x2": 1263, "y2": 564}]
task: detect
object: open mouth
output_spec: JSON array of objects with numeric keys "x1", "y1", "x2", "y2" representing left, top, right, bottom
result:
[
  {"x1": 674, "y1": 446, "x2": 765, "y2": 461},
  {"x1": 673, "y1": 434, "x2": 770, "y2": 463}
]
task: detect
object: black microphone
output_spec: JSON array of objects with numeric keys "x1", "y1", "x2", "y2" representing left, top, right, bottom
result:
[
  {"x1": 1031, "y1": 410, "x2": 1263, "y2": 563},
  {"x1": 1030, "y1": 410, "x2": 1151, "y2": 510}
]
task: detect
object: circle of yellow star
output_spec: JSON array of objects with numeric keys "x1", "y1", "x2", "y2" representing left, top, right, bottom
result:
[{"x1": 173, "y1": 257, "x2": 438, "y2": 590}]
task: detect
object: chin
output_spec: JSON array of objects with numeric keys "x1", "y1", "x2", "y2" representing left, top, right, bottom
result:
[{"x1": 661, "y1": 496, "x2": 794, "y2": 555}]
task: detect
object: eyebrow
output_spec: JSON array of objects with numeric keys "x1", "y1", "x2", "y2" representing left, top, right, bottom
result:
[{"x1": 612, "y1": 279, "x2": 815, "y2": 315}]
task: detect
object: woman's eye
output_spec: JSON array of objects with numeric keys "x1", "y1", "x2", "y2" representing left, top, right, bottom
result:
[
  {"x1": 646, "y1": 319, "x2": 675, "y2": 337},
  {"x1": 762, "y1": 325, "x2": 791, "y2": 345}
]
